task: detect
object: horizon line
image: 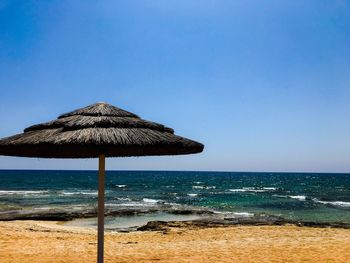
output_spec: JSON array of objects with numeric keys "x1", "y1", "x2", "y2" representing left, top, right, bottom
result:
[{"x1": 0, "y1": 169, "x2": 349, "y2": 174}]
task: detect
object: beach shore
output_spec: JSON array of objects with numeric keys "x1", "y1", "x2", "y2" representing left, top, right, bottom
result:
[{"x1": 0, "y1": 221, "x2": 349, "y2": 263}]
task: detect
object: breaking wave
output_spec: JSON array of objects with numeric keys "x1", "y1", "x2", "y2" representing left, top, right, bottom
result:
[
  {"x1": 312, "y1": 199, "x2": 350, "y2": 208},
  {"x1": 229, "y1": 187, "x2": 277, "y2": 193},
  {"x1": 0, "y1": 190, "x2": 49, "y2": 196}
]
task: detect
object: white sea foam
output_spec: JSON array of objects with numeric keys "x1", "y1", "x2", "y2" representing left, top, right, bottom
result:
[
  {"x1": 228, "y1": 187, "x2": 276, "y2": 193},
  {"x1": 108, "y1": 202, "x2": 146, "y2": 207},
  {"x1": 275, "y1": 195, "x2": 350, "y2": 206},
  {"x1": 289, "y1": 195, "x2": 306, "y2": 201},
  {"x1": 117, "y1": 197, "x2": 132, "y2": 201},
  {"x1": 0, "y1": 190, "x2": 49, "y2": 195},
  {"x1": 312, "y1": 198, "x2": 350, "y2": 208},
  {"x1": 192, "y1": 186, "x2": 216, "y2": 189},
  {"x1": 142, "y1": 198, "x2": 161, "y2": 203},
  {"x1": 106, "y1": 198, "x2": 164, "y2": 207},
  {"x1": 108, "y1": 202, "x2": 157, "y2": 207},
  {"x1": 116, "y1": 185, "x2": 127, "y2": 188},
  {"x1": 60, "y1": 191, "x2": 97, "y2": 196},
  {"x1": 232, "y1": 212, "x2": 254, "y2": 217},
  {"x1": 187, "y1": 193, "x2": 198, "y2": 197},
  {"x1": 31, "y1": 204, "x2": 90, "y2": 210},
  {"x1": 108, "y1": 199, "x2": 168, "y2": 207},
  {"x1": 228, "y1": 189, "x2": 247, "y2": 192},
  {"x1": 273, "y1": 194, "x2": 307, "y2": 201},
  {"x1": 33, "y1": 207, "x2": 55, "y2": 210},
  {"x1": 60, "y1": 192, "x2": 76, "y2": 195},
  {"x1": 214, "y1": 211, "x2": 254, "y2": 217}
]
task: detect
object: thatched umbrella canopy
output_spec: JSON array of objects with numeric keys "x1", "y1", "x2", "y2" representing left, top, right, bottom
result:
[
  {"x1": 0, "y1": 102, "x2": 204, "y2": 263},
  {"x1": 0, "y1": 102, "x2": 203, "y2": 158}
]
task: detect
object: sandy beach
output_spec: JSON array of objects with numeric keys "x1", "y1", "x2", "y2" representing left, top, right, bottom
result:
[{"x1": 0, "y1": 221, "x2": 349, "y2": 263}]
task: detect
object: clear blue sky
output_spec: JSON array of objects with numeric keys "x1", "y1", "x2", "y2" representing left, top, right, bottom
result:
[{"x1": 0, "y1": 1, "x2": 350, "y2": 172}]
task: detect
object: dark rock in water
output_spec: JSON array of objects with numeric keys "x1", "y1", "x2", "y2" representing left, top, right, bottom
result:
[
  {"x1": 137, "y1": 221, "x2": 169, "y2": 231},
  {"x1": 0, "y1": 208, "x2": 95, "y2": 221},
  {"x1": 223, "y1": 214, "x2": 288, "y2": 226},
  {"x1": 170, "y1": 210, "x2": 194, "y2": 215},
  {"x1": 136, "y1": 215, "x2": 350, "y2": 231},
  {"x1": 0, "y1": 204, "x2": 214, "y2": 221},
  {"x1": 170, "y1": 209, "x2": 213, "y2": 215}
]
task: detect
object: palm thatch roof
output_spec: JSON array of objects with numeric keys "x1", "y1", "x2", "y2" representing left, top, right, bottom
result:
[{"x1": 0, "y1": 103, "x2": 204, "y2": 158}]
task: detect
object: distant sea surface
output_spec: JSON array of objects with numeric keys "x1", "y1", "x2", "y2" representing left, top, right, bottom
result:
[{"x1": 0, "y1": 170, "x2": 349, "y2": 227}]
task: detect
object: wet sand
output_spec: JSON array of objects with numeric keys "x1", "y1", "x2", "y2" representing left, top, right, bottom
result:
[{"x1": 0, "y1": 220, "x2": 349, "y2": 263}]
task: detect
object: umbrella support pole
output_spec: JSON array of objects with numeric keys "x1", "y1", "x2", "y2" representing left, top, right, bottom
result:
[{"x1": 97, "y1": 154, "x2": 105, "y2": 263}]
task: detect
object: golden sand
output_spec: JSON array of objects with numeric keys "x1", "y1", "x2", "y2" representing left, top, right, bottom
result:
[{"x1": 0, "y1": 221, "x2": 349, "y2": 263}]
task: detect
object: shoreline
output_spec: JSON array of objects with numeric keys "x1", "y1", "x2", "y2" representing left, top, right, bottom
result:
[
  {"x1": 1, "y1": 220, "x2": 349, "y2": 262},
  {"x1": 1, "y1": 208, "x2": 349, "y2": 231}
]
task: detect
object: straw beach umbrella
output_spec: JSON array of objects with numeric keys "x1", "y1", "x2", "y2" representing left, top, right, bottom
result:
[{"x1": 0, "y1": 102, "x2": 204, "y2": 263}]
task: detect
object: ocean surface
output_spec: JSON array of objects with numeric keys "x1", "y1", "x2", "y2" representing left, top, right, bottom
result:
[{"x1": 0, "y1": 170, "x2": 349, "y2": 229}]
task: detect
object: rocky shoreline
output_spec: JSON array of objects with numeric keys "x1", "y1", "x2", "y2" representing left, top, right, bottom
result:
[
  {"x1": 1, "y1": 206, "x2": 349, "y2": 231},
  {"x1": 137, "y1": 216, "x2": 350, "y2": 232},
  {"x1": 0, "y1": 204, "x2": 213, "y2": 221}
]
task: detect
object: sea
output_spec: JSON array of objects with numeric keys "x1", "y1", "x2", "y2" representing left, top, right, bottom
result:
[{"x1": 0, "y1": 170, "x2": 349, "y2": 230}]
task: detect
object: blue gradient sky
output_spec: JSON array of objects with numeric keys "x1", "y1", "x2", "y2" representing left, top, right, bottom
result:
[{"x1": 0, "y1": 1, "x2": 350, "y2": 172}]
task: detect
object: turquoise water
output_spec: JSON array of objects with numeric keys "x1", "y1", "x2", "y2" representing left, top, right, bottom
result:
[{"x1": 0, "y1": 170, "x2": 349, "y2": 224}]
